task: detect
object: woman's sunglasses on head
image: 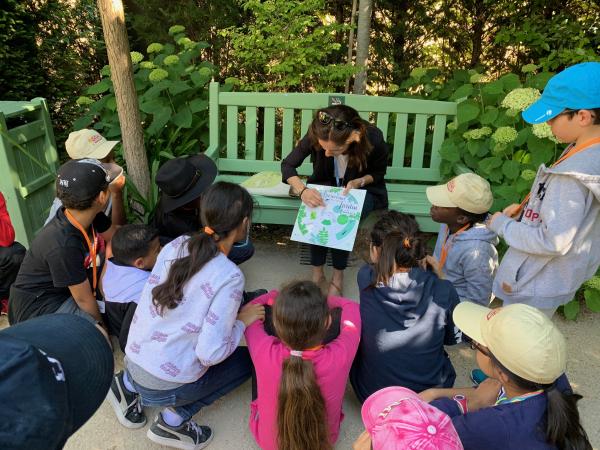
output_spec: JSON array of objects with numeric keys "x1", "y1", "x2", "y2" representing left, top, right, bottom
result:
[{"x1": 318, "y1": 111, "x2": 354, "y2": 131}]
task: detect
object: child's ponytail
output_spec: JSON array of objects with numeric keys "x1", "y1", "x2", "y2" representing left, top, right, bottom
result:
[
  {"x1": 273, "y1": 281, "x2": 332, "y2": 450},
  {"x1": 370, "y1": 211, "x2": 426, "y2": 285},
  {"x1": 152, "y1": 182, "x2": 253, "y2": 314},
  {"x1": 545, "y1": 384, "x2": 592, "y2": 450},
  {"x1": 277, "y1": 355, "x2": 331, "y2": 450}
]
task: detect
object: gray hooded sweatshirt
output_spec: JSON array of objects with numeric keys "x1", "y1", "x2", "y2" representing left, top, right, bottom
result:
[
  {"x1": 489, "y1": 143, "x2": 600, "y2": 308},
  {"x1": 433, "y1": 223, "x2": 499, "y2": 305}
]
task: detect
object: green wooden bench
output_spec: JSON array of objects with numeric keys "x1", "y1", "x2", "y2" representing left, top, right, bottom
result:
[{"x1": 205, "y1": 82, "x2": 457, "y2": 232}]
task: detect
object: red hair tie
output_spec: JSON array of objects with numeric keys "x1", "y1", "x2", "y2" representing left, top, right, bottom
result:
[{"x1": 204, "y1": 226, "x2": 215, "y2": 235}]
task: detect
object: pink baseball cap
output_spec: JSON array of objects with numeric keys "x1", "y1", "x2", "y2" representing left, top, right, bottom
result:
[{"x1": 361, "y1": 387, "x2": 463, "y2": 450}]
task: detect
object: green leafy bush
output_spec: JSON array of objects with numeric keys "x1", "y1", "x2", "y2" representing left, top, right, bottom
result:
[{"x1": 74, "y1": 26, "x2": 234, "y2": 219}]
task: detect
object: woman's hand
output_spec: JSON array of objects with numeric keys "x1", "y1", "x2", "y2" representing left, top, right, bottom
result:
[
  {"x1": 343, "y1": 178, "x2": 364, "y2": 195},
  {"x1": 301, "y1": 188, "x2": 325, "y2": 207},
  {"x1": 237, "y1": 303, "x2": 265, "y2": 327}
]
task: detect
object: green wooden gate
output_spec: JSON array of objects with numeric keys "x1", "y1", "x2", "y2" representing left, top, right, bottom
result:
[{"x1": 0, "y1": 98, "x2": 58, "y2": 247}]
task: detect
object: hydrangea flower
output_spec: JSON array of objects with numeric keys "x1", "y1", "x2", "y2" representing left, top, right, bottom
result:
[
  {"x1": 163, "y1": 55, "x2": 180, "y2": 66},
  {"x1": 168, "y1": 25, "x2": 185, "y2": 35},
  {"x1": 140, "y1": 61, "x2": 155, "y2": 70},
  {"x1": 224, "y1": 77, "x2": 240, "y2": 85},
  {"x1": 76, "y1": 96, "x2": 94, "y2": 106},
  {"x1": 469, "y1": 73, "x2": 486, "y2": 84},
  {"x1": 447, "y1": 122, "x2": 457, "y2": 131},
  {"x1": 463, "y1": 127, "x2": 492, "y2": 140},
  {"x1": 501, "y1": 88, "x2": 541, "y2": 111},
  {"x1": 532, "y1": 122, "x2": 556, "y2": 140},
  {"x1": 198, "y1": 67, "x2": 212, "y2": 77},
  {"x1": 177, "y1": 37, "x2": 196, "y2": 49},
  {"x1": 147, "y1": 43, "x2": 164, "y2": 54},
  {"x1": 130, "y1": 51, "x2": 144, "y2": 64},
  {"x1": 492, "y1": 126, "x2": 518, "y2": 144},
  {"x1": 148, "y1": 68, "x2": 169, "y2": 83},
  {"x1": 388, "y1": 83, "x2": 399, "y2": 93},
  {"x1": 521, "y1": 64, "x2": 539, "y2": 73}
]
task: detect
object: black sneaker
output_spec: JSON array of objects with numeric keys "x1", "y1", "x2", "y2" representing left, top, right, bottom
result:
[
  {"x1": 147, "y1": 413, "x2": 213, "y2": 450},
  {"x1": 107, "y1": 371, "x2": 146, "y2": 429}
]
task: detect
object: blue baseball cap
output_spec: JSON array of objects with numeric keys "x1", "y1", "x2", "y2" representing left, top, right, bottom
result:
[{"x1": 522, "y1": 62, "x2": 600, "y2": 124}]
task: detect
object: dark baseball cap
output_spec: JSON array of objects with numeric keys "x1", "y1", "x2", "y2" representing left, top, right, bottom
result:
[
  {"x1": 56, "y1": 158, "x2": 122, "y2": 202},
  {"x1": 0, "y1": 314, "x2": 114, "y2": 449}
]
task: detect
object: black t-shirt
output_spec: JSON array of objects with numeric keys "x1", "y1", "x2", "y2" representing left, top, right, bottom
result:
[{"x1": 9, "y1": 208, "x2": 110, "y2": 323}]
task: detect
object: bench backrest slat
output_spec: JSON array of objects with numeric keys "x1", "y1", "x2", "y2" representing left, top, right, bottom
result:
[
  {"x1": 430, "y1": 114, "x2": 448, "y2": 169},
  {"x1": 281, "y1": 108, "x2": 295, "y2": 159},
  {"x1": 375, "y1": 112, "x2": 389, "y2": 141},
  {"x1": 245, "y1": 106, "x2": 257, "y2": 160},
  {"x1": 411, "y1": 114, "x2": 428, "y2": 168},
  {"x1": 392, "y1": 113, "x2": 408, "y2": 167},
  {"x1": 226, "y1": 105, "x2": 238, "y2": 159},
  {"x1": 263, "y1": 107, "x2": 276, "y2": 161}
]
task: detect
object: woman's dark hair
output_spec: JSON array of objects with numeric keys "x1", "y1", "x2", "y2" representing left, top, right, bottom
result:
[
  {"x1": 308, "y1": 105, "x2": 373, "y2": 171},
  {"x1": 112, "y1": 224, "x2": 159, "y2": 265},
  {"x1": 273, "y1": 281, "x2": 332, "y2": 450},
  {"x1": 490, "y1": 354, "x2": 592, "y2": 450},
  {"x1": 152, "y1": 182, "x2": 253, "y2": 314},
  {"x1": 370, "y1": 211, "x2": 426, "y2": 285}
]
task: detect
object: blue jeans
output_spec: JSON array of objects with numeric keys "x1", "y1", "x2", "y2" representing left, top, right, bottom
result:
[{"x1": 129, "y1": 347, "x2": 252, "y2": 421}]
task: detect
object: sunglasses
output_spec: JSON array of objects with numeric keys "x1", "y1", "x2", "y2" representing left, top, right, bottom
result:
[
  {"x1": 470, "y1": 340, "x2": 491, "y2": 358},
  {"x1": 318, "y1": 111, "x2": 353, "y2": 131}
]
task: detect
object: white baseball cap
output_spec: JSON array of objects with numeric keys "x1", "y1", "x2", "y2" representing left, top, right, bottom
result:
[
  {"x1": 426, "y1": 173, "x2": 493, "y2": 214},
  {"x1": 65, "y1": 129, "x2": 119, "y2": 160},
  {"x1": 453, "y1": 302, "x2": 566, "y2": 384}
]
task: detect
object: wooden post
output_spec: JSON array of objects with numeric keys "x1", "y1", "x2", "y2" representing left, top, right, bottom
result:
[
  {"x1": 97, "y1": 0, "x2": 150, "y2": 200},
  {"x1": 345, "y1": 0, "x2": 358, "y2": 94},
  {"x1": 353, "y1": 0, "x2": 373, "y2": 95}
]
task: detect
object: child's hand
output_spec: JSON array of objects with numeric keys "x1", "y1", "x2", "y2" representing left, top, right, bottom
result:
[
  {"x1": 237, "y1": 303, "x2": 265, "y2": 327},
  {"x1": 422, "y1": 255, "x2": 444, "y2": 279},
  {"x1": 418, "y1": 388, "x2": 441, "y2": 403},
  {"x1": 352, "y1": 431, "x2": 372, "y2": 450},
  {"x1": 109, "y1": 173, "x2": 126, "y2": 194},
  {"x1": 470, "y1": 378, "x2": 502, "y2": 410},
  {"x1": 301, "y1": 188, "x2": 325, "y2": 208},
  {"x1": 502, "y1": 203, "x2": 521, "y2": 218}
]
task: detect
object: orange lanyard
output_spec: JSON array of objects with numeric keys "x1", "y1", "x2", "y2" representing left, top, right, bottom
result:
[
  {"x1": 515, "y1": 136, "x2": 600, "y2": 216},
  {"x1": 439, "y1": 224, "x2": 470, "y2": 270},
  {"x1": 65, "y1": 210, "x2": 98, "y2": 295}
]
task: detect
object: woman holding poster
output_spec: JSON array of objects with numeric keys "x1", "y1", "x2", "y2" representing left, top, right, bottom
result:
[{"x1": 282, "y1": 105, "x2": 389, "y2": 296}]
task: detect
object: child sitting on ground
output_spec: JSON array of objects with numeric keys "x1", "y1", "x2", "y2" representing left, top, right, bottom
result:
[
  {"x1": 9, "y1": 159, "x2": 117, "y2": 328},
  {"x1": 350, "y1": 211, "x2": 461, "y2": 403},
  {"x1": 420, "y1": 302, "x2": 592, "y2": 450},
  {"x1": 245, "y1": 281, "x2": 361, "y2": 450},
  {"x1": 101, "y1": 224, "x2": 160, "y2": 352},
  {"x1": 108, "y1": 182, "x2": 264, "y2": 450},
  {"x1": 487, "y1": 62, "x2": 600, "y2": 318},
  {"x1": 427, "y1": 172, "x2": 498, "y2": 306}
]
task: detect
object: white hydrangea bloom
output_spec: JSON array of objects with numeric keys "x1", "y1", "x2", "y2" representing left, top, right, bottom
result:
[
  {"x1": 463, "y1": 127, "x2": 492, "y2": 140},
  {"x1": 492, "y1": 126, "x2": 518, "y2": 144},
  {"x1": 501, "y1": 88, "x2": 541, "y2": 111}
]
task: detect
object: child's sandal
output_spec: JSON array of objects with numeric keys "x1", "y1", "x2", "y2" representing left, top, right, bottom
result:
[{"x1": 328, "y1": 280, "x2": 343, "y2": 297}]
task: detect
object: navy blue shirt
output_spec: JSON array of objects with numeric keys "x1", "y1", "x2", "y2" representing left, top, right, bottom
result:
[
  {"x1": 350, "y1": 265, "x2": 460, "y2": 402},
  {"x1": 431, "y1": 375, "x2": 572, "y2": 450}
]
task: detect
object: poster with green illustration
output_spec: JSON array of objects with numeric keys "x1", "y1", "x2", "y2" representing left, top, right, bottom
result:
[{"x1": 291, "y1": 184, "x2": 366, "y2": 251}]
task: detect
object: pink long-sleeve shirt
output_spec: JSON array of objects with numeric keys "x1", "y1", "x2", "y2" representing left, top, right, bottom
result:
[{"x1": 245, "y1": 291, "x2": 361, "y2": 450}]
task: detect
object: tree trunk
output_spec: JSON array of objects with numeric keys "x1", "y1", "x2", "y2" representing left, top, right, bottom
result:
[
  {"x1": 345, "y1": 0, "x2": 358, "y2": 93},
  {"x1": 97, "y1": 0, "x2": 150, "y2": 201},
  {"x1": 353, "y1": 0, "x2": 373, "y2": 94}
]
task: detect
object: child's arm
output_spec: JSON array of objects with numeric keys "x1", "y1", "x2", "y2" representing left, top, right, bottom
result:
[
  {"x1": 69, "y1": 279, "x2": 103, "y2": 322},
  {"x1": 0, "y1": 193, "x2": 15, "y2": 247},
  {"x1": 324, "y1": 296, "x2": 361, "y2": 363},
  {"x1": 421, "y1": 378, "x2": 502, "y2": 412},
  {"x1": 195, "y1": 274, "x2": 247, "y2": 366},
  {"x1": 488, "y1": 178, "x2": 587, "y2": 256}
]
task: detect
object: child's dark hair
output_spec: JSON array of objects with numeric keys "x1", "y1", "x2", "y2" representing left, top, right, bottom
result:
[
  {"x1": 112, "y1": 224, "x2": 159, "y2": 266},
  {"x1": 307, "y1": 105, "x2": 373, "y2": 171},
  {"x1": 370, "y1": 211, "x2": 426, "y2": 285},
  {"x1": 458, "y1": 208, "x2": 488, "y2": 226},
  {"x1": 273, "y1": 281, "x2": 332, "y2": 450},
  {"x1": 490, "y1": 354, "x2": 592, "y2": 450},
  {"x1": 57, "y1": 181, "x2": 109, "y2": 210},
  {"x1": 152, "y1": 182, "x2": 253, "y2": 314},
  {"x1": 564, "y1": 108, "x2": 600, "y2": 125}
]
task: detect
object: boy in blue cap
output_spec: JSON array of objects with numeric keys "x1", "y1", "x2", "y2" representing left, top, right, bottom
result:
[{"x1": 487, "y1": 62, "x2": 600, "y2": 317}]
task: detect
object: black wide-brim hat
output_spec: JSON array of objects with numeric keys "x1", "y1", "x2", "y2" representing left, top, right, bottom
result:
[
  {"x1": 0, "y1": 315, "x2": 113, "y2": 448},
  {"x1": 155, "y1": 154, "x2": 218, "y2": 212}
]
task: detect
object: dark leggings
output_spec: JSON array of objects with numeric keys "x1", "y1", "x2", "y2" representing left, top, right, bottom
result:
[{"x1": 309, "y1": 192, "x2": 377, "y2": 270}]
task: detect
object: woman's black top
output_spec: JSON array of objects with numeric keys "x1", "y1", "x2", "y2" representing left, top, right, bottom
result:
[{"x1": 281, "y1": 125, "x2": 389, "y2": 210}]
